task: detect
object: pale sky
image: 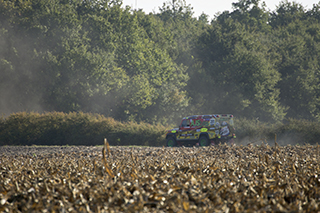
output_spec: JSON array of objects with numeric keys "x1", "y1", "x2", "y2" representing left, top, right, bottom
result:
[{"x1": 122, "y1": 0, "x2": 319, "y2": 19}]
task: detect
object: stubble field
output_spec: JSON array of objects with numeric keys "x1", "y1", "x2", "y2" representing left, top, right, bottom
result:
[{"x1": 0, "y1": 144, "x2": 320, "y2": 212}]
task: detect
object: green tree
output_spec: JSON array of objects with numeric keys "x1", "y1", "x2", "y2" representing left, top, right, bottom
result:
[
  {"x1": 270, "y1": 2, "x2": 320, "y2": 121},
  {"x1": 0, "y1": 0, "x2": 47, "y2": 114},
  {"x1": 193, "y1": 13, "x2": 285, "y2": 122},
  {"x1": 70, "y1": 1, "x2": 190, "y2": 122},
  {"x1": 269, "y1": 1, "x2": 306, "y2": 28},
  {"x1": 216, "y1": 0, "x2": 271, "y2": 33}
]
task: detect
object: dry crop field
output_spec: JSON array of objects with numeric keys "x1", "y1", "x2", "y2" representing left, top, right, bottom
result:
[{"x1": 0, "y1": 143, "x2": 320, "y2": 212}]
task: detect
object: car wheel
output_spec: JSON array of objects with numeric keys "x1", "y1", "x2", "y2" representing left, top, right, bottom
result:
[
  {"x1": 199, "y1": 136, "x2": 209, "y2": 147},
  {"x1": 166, "y1": 137, "x2": 177, "y2": 147}
]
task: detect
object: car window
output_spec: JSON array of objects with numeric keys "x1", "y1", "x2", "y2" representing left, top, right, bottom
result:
[{"x1": 181, "y1": 119, "x2": 190, "y2": 128}]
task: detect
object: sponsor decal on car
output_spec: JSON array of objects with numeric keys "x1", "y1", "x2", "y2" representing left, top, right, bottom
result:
[
  {"x1": 180, "y1": 133, "x2": 194, "y2": 137},
  {"x1": 220, "y1": 126, "x2": 230, "y2": 136},
  {"x1": 200, "y1": 128, "x2": 208, "y2": 132}
]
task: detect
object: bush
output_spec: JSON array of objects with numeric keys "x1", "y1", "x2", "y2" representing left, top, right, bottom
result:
[
  {"x1": 235, "y1": 117, "x2": 320, "y2": 145},
  {"x1": 0, "y1": 112, "x2": 167, "y2": 146}
]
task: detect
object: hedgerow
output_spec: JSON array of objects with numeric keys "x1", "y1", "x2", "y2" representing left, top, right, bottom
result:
[
  {"x1": 0, "y1": 112, "x2": 319, "y2": 146},
  {"x1": 0, "y1": 112, "x2": 168, "y2": 146}
]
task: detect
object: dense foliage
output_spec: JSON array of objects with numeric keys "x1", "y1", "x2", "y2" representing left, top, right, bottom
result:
[
  {"x1": 0, "y1": 112, "x2": 168, "y2": 146},
  {"x1": 1, "y1": 112, "x2": 319, "y2": 146},
  {"x1": 1, "y1": 0, "x2": 320, "y2": 125}
]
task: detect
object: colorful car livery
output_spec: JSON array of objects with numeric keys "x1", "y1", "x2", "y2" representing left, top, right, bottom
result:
[{"x1": 166, "y1": 114, "x2": 236, "y2": 147}]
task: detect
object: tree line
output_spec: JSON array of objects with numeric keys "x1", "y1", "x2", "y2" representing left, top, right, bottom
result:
[{"x1": 1, "y1": 0, "x2": 320, "y2": 125}]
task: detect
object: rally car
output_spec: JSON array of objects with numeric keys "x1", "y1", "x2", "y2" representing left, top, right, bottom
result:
[{"x1": 165, "y1": 114, "x2": 236, "y2": 147}]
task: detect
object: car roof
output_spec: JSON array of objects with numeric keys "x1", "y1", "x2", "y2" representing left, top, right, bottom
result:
[{"x1": 182, "y1": 114, "x2": 233, "y2": 119}]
